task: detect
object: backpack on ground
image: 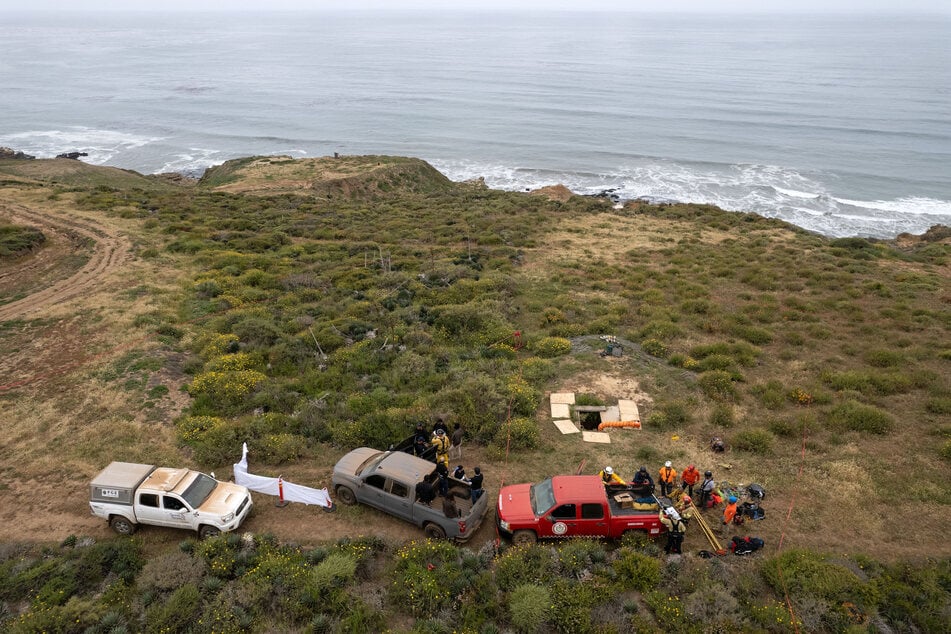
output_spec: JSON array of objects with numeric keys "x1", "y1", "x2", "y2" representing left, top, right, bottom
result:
[{"x1": 731, "y1": 536, "x2": 764, "y2": 555}]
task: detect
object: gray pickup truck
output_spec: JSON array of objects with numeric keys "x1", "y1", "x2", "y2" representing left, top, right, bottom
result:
[{"x1": 332, "y1": 448, "x2": 488, "y2": 542}]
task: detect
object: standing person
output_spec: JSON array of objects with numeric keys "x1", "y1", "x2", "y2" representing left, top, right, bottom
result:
[
  {"x1": 433, "y1": 463, "x2": 450, "y2": 497},
  {"x1": 450, "y1": 424, "x2": 463, "y2": 460},
  {"x1": 721, "y1": 496, "x2": 738, "y2": 537},
  {"x1": 469, "y1": 466, "x2": 484, "y2": 503},
  {"x1": 415, "y1": 474, "x2": 436, "y2": 505},
  {"x1": 632, "y1": 466, "x2": 655, "y2": 494},
  {"x1": 658, "y1": 461, "x2": 677, "y2": 497},
  {"x1": 699, "y1": 470, "x2": 716, "y2": 511},
  {"x1": 413, "y1": 423, "x2": 429, "y2": 457},
  {"x1": 659, "y1": 508, "x2": 686, "y2": 554},
  {"x1": 432, "y1": 428, "x2": 450, "y2": 469},
  {"x1": 680, "y1": 464, "x2": 700, "y2": 498}
]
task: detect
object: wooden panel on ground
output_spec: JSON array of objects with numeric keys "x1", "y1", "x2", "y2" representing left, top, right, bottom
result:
[
  {"x1": 582, "y1": 431, "x2": 611, "y2": 444},
  {"x1": 618, "y1": 399, "x2": 640, "y2": 422},
  {"x1": 551, "y1": 403, "x2": 571, "y2": 419},
  {"x1": 550, "y1": 392, "x2": 576, "y2": 405},
  {"x1": 553, "y1": 419, "x2": 581, "y2": 434},
  {"x1": 600, "y1": 406, "x2": 620, "y2": 423}
]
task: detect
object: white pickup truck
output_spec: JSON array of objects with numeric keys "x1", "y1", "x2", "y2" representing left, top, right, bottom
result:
[{"x1": 89, "y1": 462, "x2": 253, "y2": 539}]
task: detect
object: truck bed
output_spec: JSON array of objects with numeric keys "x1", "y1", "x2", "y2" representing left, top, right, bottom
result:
[{"x1": 606, "y1": 491, "x2": 659, "y2": 517}]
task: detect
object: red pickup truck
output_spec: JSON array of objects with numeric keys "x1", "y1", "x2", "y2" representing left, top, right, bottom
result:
[{"x1": 496, "y1": 475, "x2": 666, "y2": 544}]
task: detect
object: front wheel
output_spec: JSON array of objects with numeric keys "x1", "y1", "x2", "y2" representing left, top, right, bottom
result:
[
  {"x1": 512, "y1": 530, "x2": 537, "y2": 546},
  {"x1": 423, "y1": 523, "x2": 447, "y2": 539},
  {"x1": 199, "y1": 525, "x2": 221, "y2": 540},
  {"x1": 336, "y1": 486, "x2": 357, "y2": 506},
  {"x1": 110, "y1": 516, "x2": 136, "y2": 535}
]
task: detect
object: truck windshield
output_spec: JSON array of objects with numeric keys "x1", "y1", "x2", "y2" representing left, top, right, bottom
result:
[
  {"x1": 529, "y1": 478, "x2": 556, "y2": 516},
  {"x1": 181, "y1": 473, "x2": 217, "y2": 509}
]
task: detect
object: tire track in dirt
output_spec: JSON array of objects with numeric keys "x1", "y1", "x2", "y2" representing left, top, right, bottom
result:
[{"x1": 0, "y1": 203, "x2": 131, "y2": 322}]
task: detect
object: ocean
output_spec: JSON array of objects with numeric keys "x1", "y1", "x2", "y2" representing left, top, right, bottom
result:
[{"x1": 2, "y1": 10, "x2": 949, "y2": 238}]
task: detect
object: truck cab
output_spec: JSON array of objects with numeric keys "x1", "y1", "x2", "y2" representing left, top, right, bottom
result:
[{"x1": 497, "y1": 475, "x2": 665, "y2": 544}]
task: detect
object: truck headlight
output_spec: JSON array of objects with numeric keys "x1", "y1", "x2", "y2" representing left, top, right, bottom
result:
[
  {"x1": 499, "y1": 520, "x2": 510, "y2": 532},
  {"x1": 221, "y1": 512, "x2": 235, "y2": 523}
]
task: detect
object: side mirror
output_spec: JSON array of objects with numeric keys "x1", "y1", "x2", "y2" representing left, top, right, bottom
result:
[{"x1": 545, "y1": 515, "x2": 554, "y2": 523}]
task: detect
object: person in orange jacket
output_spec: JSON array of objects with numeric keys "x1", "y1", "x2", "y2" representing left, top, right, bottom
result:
[
  {"x1": 658, "y1": 460, "x2": 677, "y2": 497},
  {"x1": 721, "y1": 495, "x2": 738, "y2": 536},
  {"x1": 680, "y1": 464, "x2": 700, "y2": 498}
]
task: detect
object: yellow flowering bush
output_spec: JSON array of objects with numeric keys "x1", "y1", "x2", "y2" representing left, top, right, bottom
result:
[
  {"x1": 197, "y1": 332, "x2": 240, "y2": 359},
  {"x1": 176, "y1": 415, "x2": 224, "y2": 444},
  {"x1": 506, "y1": 374, "x2": 540, "y2": 416},
  {"x1": 205, "y1": 352, "x2": 258, "y2": 372},
  {"x1": 532, "y1": 336, "x2": 571, "y2": 358},
  {"x1": 188, "y1": 369, "x2": 266, "y2": 401}
]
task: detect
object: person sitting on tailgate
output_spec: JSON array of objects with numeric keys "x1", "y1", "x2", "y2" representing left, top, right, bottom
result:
[{"x1": 599, "y1": 466, "x2": 627, "y2": 487}]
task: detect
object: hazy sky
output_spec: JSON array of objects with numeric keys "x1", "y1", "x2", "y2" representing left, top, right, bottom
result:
[{"x1": 9, "y1": 0, "x2": 951, "y2": 13}]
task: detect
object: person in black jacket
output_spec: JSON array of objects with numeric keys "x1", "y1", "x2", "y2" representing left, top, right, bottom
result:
[
  {"x1": 415, "y1": 474, "x2": 436, "y2": 505},
  {"x1": 469, "y1": 466, "x2": 484, "y2": 503}
]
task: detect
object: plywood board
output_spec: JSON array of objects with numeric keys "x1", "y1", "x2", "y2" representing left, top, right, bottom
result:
[
  {"x1": 600, "y1": 406, "x2": 620, "y2": 423},
  {"x1": 618, "y1": 399, "x2": 640, "y2": 421},
  {"x1": 553, "y1": 419, "x2": 580, "y2": 434},
  {"x1": 551, "y1": 403, "x2": 571, "y2": 419},
  {"x1": 550, "y1": 392, "x2": 576, "y2": 405},
  {"x1": 582, "y1": 431, "x2": 611, "y2": 444}
]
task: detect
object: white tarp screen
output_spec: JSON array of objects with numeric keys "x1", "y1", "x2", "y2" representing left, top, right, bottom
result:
[{"x1": 233, "y1": 442, "x2": 332, "y2": 508}]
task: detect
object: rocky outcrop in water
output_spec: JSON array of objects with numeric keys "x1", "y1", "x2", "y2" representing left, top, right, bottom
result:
[
  {"x1": 56, "y1": 151, "x2": 89, "y2": 160},
  {"x1": 0, "y1": 147, "x2": 35, "y2": 160}
]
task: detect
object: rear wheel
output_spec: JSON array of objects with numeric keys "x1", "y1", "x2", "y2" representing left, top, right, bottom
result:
[
  {"x1": 336, "y1": 486, "x2": 357, "y2": 506},
  {"x1": 423, "y1": 523, "x2": 447, "y2": 539},
  {"x1": 109, "y1": 516, "x2": 136, "y2": 535},
  {"x1": 199, "y1": 525, "x2": 221, "y2": 540},
  {"x1": 512, "y1": 530, "x2": 537, "y2": 546}
]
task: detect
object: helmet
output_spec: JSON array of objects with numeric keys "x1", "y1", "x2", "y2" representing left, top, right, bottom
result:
[
  {"x1": 604, "y1": 466, "x2": 613, "y2": 475},
  {"x1": 688, "y1": 464, "x2": 695, "y2": 470},
  {"x1": 664, "y1": 460, "x2": 672, "y2": 468},
  {"x1": 681, "y1": 495, "x2": 691, "y2": 503},
  {"x1": 639, "y1": 466, "x2": 647, "y2": 473},
  {"x1": 728, "y1": 496, "x2": 737, "y2": 503},
  {"x1": 665, "y1": 508, "x2": 682, "y2": 521},
  {"x1": 435, "y1": 429, "x2": 445, "y2": 436},
  {"x1": 705, "y1": 470, "x2": 713, "y2": 477}
]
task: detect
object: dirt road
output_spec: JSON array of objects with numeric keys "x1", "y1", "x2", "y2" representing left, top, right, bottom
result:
[{"x1": 0, "y1": 202, "x2": 131, "y2": 322}]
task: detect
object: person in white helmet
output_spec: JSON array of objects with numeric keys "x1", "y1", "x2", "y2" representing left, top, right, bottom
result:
[
  {"x1": 658, "y1": 460, "x2": 677, "y2": 497},
  {"x1": 599, "y1": 465, "x2": 627, "y2": 487},
  {"x1": 659, "y1": 507, "x2": 686, "y2": 554}
]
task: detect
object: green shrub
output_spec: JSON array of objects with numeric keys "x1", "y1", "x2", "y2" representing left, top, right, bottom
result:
[
  {"x1": 646, "y1": 401, "x2": 691, "y2": 431},
  {"x1": 644, "y1": 591, "x2": 692, "y2": 631},
  {"x1": 0, "y1": 224, "x2": 46, "y2": 256},
  {"x1": 940, "y1": 439, "x2": 951, "y2": 462},
  {"x1": 313, "y1": 552, "x2": 357, "y2": 590},
  {"x1": 827, "y1": 400, "x2": 893, "y2": 435},
  {"x1": 612, "y1": 549, "x2": 660, "y2": 592},
  {"x1": 495, "y1": 545, "x2": 555, "y2": 591},
  {"x1": 532, "y1": 336, "x2": 572, "y2": 358},
  {"x1": 493, "y1": 417, "x2": 540, "y2": 451},
  {"x1": 709, "y1": 404, "x2": 735, "y2": 428},
  {"x1": 762, "y1": 549, "x2": 876, "y2": 609},
  {"x1": 506, "y1": 375, "x2": 541, "y2": 417},
  {"x1": 752, "y1": 379, "x2": 786, "y2": 409},
  {"x1": 549, "y1": 579, "x2": 597, "y2": 634},
  {"x1": 732, "y1": 428, "x2": 775, "y2": 454},
  {"x1": 509, "y1": 584, "x2": 551, "y2": 633},
  {"x1": 138, "y1": 550, "x2": 205, "y2": 592},
  {"x1": 640, "y1": 338, "x2": 669, "y2": 358},
  {"x1": 864, "y1": 349, "x2": 905, "y2": 367},
  {"x1": 925, "y1": 397, "x2": 951, "y2": 415},
  {"x1": 390, "y1": 541, "x2": 461, "y2": 617},
  {"x1": 698, "y1": 370, "x2": 737, "y2": 401},
  {"x1": 555, "y1": 539, "x2": 606, "y2": 579},
  {"x1": 697, "y1": 353, "x2": 733, "y2": 372},
  {"x1": 144, "y1": 583, "x2": 201, "y2": 633}
]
